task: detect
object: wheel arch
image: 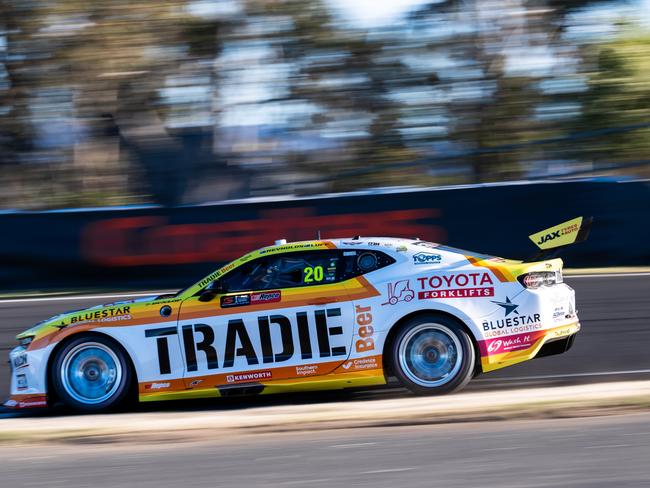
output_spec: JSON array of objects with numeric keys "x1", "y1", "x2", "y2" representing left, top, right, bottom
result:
[
  {"x1": 46, "y1": 330, "x2": 139, "y2": 405},
  {"x1": 381, "y1": 309, "x2": 482, "y2": 379}
]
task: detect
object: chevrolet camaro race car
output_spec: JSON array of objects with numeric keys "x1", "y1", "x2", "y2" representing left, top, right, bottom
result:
[{"x1": 6, "y1": 217, "x2": 589, "y2": 412}]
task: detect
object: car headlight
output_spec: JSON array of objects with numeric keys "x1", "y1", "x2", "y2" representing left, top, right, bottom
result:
[
  {"x1": 18, "y1": 336, "x2": 34, "y2": 347},
  {"x1": 518, "y1": 271, "x2": 562, "y2": 289}
]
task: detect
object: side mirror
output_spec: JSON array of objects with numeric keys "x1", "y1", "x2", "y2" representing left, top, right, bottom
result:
[
  {"x1": 198, "y1": 281, "x2": 228, "y2": 302},
  {"x1": 198, "y1": 291, "x2": 216, "y2": 302}
]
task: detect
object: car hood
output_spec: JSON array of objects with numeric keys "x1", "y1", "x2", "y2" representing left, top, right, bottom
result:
[{"x1": 16, "y1": 295, "x2": 158, "y2": 341}]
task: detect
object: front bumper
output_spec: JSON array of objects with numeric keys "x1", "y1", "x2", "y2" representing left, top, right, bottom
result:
[{"x1": 4, "y1": 345, "x2": 50, "y2": 409}]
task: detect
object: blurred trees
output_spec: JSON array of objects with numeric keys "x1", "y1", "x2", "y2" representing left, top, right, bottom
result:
[
  {"x1": 0, "y1": 0, "x2": 648, "y2": 209},
  {"x1": 577, "y1": 26, "x2": 650, "y2": 170},
  {"x1": 0, "y1": 0, "x2": 232, "y2": 206}
]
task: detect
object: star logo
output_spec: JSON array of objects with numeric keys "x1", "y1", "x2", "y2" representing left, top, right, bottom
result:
[{"x1": 491, "y1": 296, "x2": 519, "y2": 316}]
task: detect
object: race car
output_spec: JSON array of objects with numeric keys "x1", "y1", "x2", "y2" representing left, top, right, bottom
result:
[{"x1": 5, "y1": 217, "x2": 589, "y2": 412}]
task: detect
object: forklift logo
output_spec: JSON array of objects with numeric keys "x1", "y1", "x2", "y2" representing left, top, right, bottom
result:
[{"x1": 382, "y1": 280, "x2": 415, "y2": 306}]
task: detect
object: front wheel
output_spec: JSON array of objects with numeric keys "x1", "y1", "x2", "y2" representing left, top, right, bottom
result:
[
  {"x1": 391, "y1": 314, "x2": 475, "y2": 395},
  {"x1": 51, "y1": 334, "x2": 132, "y2": 412}
]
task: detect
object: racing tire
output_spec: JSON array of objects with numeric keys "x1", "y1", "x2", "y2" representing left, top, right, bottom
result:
[
  {"x1": 51, "y1": 334, "x2": 133, "y2": 412},
  {"x1": 391, "y1": 314, "x2": 475, "y2": 395}
]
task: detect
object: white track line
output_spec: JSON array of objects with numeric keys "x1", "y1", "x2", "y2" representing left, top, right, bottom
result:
[
  {"x1": 566, "y1": 272, "x2": 650, "y2": 278},
  {"x1": 477, "y1": 369, "x2": 650, "y2": 382}
]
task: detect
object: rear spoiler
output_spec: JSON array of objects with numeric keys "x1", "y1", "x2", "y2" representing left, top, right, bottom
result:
[{"x1": 525, "y1": 216, "x2": 592, "y2": 262}]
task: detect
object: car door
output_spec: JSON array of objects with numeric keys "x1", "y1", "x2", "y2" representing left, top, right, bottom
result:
[{"x1": 176, "y1": 250, "x2": 355, "y2": 389}]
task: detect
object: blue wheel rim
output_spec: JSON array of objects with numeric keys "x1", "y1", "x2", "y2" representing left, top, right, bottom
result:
[
  {"x1": 60, "y1": 342, "x2": 122, "y2": 405},
  {"x1": 398, "y1": 324, "x2": 462, "y2": 387}
]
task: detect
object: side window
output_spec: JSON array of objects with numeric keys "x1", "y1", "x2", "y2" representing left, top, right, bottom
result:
[
  {"x1": 340, "y1": 250, "x2": 395, "y2": 280},
  {"x1": 218, "y1": 251, "x2": 342, "y2": 292}
]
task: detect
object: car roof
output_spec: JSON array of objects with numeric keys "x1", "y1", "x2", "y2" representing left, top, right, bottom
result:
[
  {"x1": 256, "y1": 237, "x2": 500, "y2": 261},
  {"x1": 258, "y1": 237, "x2": 432, "y2": 253}
]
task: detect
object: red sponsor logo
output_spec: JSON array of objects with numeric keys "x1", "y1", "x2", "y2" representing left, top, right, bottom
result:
[
  {"x1": 81, "y1": 208, "x2": 444, "y2": 266},
  {"x1": 226, "y1": 371, "x2": 272, "y2": 383},
  {"x1": 5, "y1": 396, "x2": 48, "y2": 409},
  {"x1": 416, "y1": 272, "x2": 494, "y2": 299},
  {"x1": 251, "y1": 290, "x2": 281, "y2": 304},
  {"x1": 19, "y1": 400, "x2": 48, "y2": 408},
  {"x1": 419, "y1": 288, "x2": 494, "y2": 299},
  {"x1": 480, "y1": 330, "x2": 545, "y2": 356}
]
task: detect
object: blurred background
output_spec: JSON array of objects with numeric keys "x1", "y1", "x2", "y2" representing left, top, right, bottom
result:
[{"x1": 1, "y1": 0, "x2": 649, "y2": 290}]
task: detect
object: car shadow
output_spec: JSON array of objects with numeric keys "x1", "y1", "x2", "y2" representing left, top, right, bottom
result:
[{"x1": 0, "y1": 383, "x2": 406, "y2": 419}]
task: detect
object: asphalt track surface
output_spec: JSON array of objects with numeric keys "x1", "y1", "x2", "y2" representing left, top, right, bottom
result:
[
  {"x1": 0, "y1": 274, "x2": 648, "y2": 413},
  {"x1": 2, "y1": 413, "x2": 650, "y2": 487}
]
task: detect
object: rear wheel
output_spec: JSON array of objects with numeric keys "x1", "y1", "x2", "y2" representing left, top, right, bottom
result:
[
  {"x1": 51, "y1": 334, "x2": 132, "y2": 412},
  {"x1": 391, "y1": 314, "x2": 475, "y2": 395}
]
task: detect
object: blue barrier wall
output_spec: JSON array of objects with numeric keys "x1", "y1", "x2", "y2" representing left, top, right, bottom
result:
[{"x1": 1, "y1": 180, "x2": 648, "y2": 290}]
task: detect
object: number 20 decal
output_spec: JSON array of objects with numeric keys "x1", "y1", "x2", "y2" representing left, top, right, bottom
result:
[{"x1": 304, "y1": 266, "x2": 324, "y2": 283}]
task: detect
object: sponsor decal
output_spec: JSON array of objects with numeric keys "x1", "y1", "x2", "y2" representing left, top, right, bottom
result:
[
  {"x1": 296, "y1": 365, "x2": 318, "y2": 376},
  {"x1": 491, "y1": 296, "x2": 519, "y2": 316},
  {"x1": 19, "y1": 399, "x2": 48, "y2": 408},
  {"x1": 483, "y1": 324, "x2": 579, "y2": 354},
  {"x1": 483, "y1": 323, "x2": 542, "y2": 338},
  {"x1": 16, "y1": 374, "x2": 28, "y2": 390},
  {"x1": 382, "y1": 280, "x2": 415, "y2": 306},
  {"x1": 12, "y1": 353, "x2": 28, "y2": 369},
  {"x1": 196, "y1": 263, "x2": 237, "y2": 289},
  {"x1": 536, "y1": 222, "x2": 579, "y2": 245},
  {"x1": 482, "y1": 314, "x2": 541, "y2": 331},
  {"x1": 413, "y1": 252, "x2": 442, "y2": 265},
  {"x1": 226, "y1": 371, "x2": 272, "y2": 383},
  {"x1": 145, "y1": 382, "x2": 171, "y2": 390},
  {"x1": 482, "y1": 297, "x2": 542, "y2": 335},
  {"x1": 189, "y1": 379, "x2": 204, "y2": 387},
  {"x1": 395, "y1": 245, "x2": 408, "y2": 252},
  {"x1": 342, "y1": 241, "x2": 364, "y2": 246},
  {"x1": 417, "y1": 272, "x2": 494, "y2": 299},
  {"x1": 251, "y1": 290, "x2": 281, "y2": 304},
  {"x1": 483, "y1": 332, "x2": 539, "y2": 355},
  {"x1": 155, "y1": 297, "x2": 183, "y2": 304},
  {"x1": 145, "y1": 307, "x2": 346, "y2": 375},
  {"x1": 412, "y1": 241, "x2": 439, "y2": 249},
  {"x1": 552, "y1": 325, "x2": 577, "y2": 338},
  {"x1": 341, "y1": 357, "x2": 378, "y2": 371},
  {"x1": 69, "y1": 306, "x2": 131, "y2": 324},
  {"x1": 419, "y1": 288, "x2": 492, "y2": 299},
  {"x1": 97, "y1": 314, "x2": 132, "y2": 323},
  {"x1": 354, "y1": 304, "x2": 375, "y2": 353},
  {"x1": 553, "y1": 306, "x2": 566, "y2": 321},
  {"x1": 5, "y1": 397, "x2": 48, "y2": 409},
  {"x1": 220, "y1": 294, "x2": 251, "y2": 308},
  {"x1": 260, "y1": 242, "x2": 326, "y2": 254}
]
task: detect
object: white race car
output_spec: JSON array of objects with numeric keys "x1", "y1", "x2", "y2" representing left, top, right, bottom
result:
[{"x1": 6, "y1": 217, "x2": 588, "y2": 411}]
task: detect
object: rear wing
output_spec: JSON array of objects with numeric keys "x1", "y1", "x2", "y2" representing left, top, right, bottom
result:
[{"x1": 526, "y1": 216, "x2": 592, "y2": 262}]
